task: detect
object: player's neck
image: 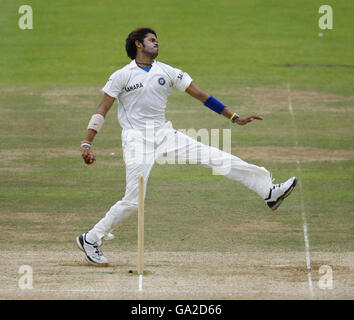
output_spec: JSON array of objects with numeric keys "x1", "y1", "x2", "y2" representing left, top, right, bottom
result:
[
  {"x1": 135, "y1": 54, "x2": 153, "y2": 66},
  {"x1": 136, "y1": 60, "x2": 153, "y2": 66}
]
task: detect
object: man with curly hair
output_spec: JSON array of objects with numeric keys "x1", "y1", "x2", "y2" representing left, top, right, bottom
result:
[{"x1": 76, "y1": 27, "x2": 297, "y2": 266}]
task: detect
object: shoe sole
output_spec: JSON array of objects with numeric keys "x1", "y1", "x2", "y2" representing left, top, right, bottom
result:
[
  {"x1": 76, "y1": 235, "x2": 85, "y2": 252},
  {"x1": 76, "y1": 234, "x2": 109, "y2": 267},
  {"x1": 268, "y1": 177, "x2": 298, "y2": 211}
]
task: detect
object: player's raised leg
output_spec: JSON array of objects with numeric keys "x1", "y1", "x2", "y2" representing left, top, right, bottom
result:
[{"x1": 161, "y1": 128, "x2": 296, "y2": 210}]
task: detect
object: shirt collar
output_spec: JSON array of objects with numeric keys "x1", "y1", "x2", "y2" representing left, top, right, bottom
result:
[{"x1": 129, "y1": 59, "x2": 156, "y2": 69}]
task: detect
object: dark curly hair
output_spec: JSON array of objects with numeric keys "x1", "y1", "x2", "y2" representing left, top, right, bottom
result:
[{"x1": 125, "y1": 27, "x2": 157, "y2": 59}]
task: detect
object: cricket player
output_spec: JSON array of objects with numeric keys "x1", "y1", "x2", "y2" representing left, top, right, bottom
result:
[{"x1": 76, "y1": 27, "x2": 297, "y2": 266}]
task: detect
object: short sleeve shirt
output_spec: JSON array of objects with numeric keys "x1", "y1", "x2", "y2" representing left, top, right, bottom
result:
[{"x1": 102, "y1": 60, "x2": 192, "y2": 129}]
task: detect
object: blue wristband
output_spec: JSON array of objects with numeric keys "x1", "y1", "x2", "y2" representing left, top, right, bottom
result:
[{"x1": 204, "y1": 96, "x2": 226, "y2": 114}]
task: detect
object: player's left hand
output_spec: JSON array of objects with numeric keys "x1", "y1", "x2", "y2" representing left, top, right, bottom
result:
[{"x1": 235, "y1": 115, "x2": 263, "y2": 126}]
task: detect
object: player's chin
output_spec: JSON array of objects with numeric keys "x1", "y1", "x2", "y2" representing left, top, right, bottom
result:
[{"x1": 152, "y1": 50, "x2": 158, "y2": 59}]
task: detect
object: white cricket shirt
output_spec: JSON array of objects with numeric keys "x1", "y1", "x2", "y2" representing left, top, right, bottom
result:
[{"x1": 102, "y1": 60, "x2": 193, "y2": 129}]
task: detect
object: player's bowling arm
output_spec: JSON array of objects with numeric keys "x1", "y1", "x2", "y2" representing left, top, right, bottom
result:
[
  {"x1": 82, "y1": 93, "x2": 116, "y2": 143},
  {"x1": 95, "y1": 93, "x2": 116, "y2": 118}
]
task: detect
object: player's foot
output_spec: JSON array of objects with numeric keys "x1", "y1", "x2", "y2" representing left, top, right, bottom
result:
[
  {"x1": 76, "y1": 233, "x2": 108, "y2": 266},
  {"x1": 265, "y1": 176, "x2": 297, "y2": 211},
  {"x1": 104, "y1": 232, "x2": 115, "y2": 241}
]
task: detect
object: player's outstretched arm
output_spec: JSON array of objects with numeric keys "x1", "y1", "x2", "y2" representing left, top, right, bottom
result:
[
  {"x1": 80, "y1": 93, "x2": 116, "y2": 165},
  {"x1": 185, "y1": 82, "x2": 263, "y2": 126}
]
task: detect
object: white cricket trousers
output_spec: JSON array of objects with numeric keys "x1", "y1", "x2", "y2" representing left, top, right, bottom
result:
[{"x1": 88, "y1": 121, "x2": 272, "y2": 244}]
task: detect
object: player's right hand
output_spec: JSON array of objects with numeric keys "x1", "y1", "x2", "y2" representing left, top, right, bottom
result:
[{"x1": 80, "y1": 146, "x2": 96, "y2": 165}]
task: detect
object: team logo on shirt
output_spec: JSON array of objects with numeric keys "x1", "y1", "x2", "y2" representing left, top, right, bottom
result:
[
  {"x1": 158, "y1": 77, "x2": 166, "y2": 86},
  {"x1": 125, "y1": 82, "x2": 143, "y2": 92}
]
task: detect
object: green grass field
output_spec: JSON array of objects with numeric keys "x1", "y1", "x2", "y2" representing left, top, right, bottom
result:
[{"x1": 0, "y1": 0, "x2": 353, "y2": 300}]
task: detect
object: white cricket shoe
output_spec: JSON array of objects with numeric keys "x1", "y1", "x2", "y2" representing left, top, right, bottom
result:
[
  {"x1": 265, "y1": 176, "x2": 297, "y2": 211},
  {"x1": 76, "y1": 233, "x2": 108, "y2": 266}
]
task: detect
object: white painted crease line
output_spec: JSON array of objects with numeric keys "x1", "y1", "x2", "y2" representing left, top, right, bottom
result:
[
  {"x1": 287, "y1": 83, "x2": 315, "y2": 299},
  {"x1": 0, "y1": 288, "x2": 136, "y2": 293}
]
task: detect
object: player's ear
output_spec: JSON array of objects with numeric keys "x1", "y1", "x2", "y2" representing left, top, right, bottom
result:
[{"x1": 135, "y1": 39, "x2": 143, "y2": 49}]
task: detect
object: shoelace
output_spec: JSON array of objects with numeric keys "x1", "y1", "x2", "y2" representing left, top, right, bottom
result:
[
  {"x1": 93, "y1": 243, "x2": 103, "y2": 256},
  {"x1": 272, "y1": 183, "x2": 282, "y2": 189}
]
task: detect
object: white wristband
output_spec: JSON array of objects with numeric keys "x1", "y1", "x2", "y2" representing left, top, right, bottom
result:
[{"x1": 87, "y1": 114, "x2": 105, "y2": 132}]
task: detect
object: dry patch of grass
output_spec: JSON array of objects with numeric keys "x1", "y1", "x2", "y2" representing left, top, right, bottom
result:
[
  {"x1": 216, "y1": 87, "x2": 354, "y2": 113},
  {"x1": 40, "y1": 87, "x2": 101, "y2": 107},
  {"x1": 0, "y1": 147, "x2": 126, "y2": 173},
  {"x1": 1, "y1": 145, "x2": 353, "y2": 175},
  {"x1": 0, "y1": 148, "x2": 122, "y2": 159},
  {"x1": 234, "y1": 146, "x2": 354, "y2": 163},
  {"x1": 242, "y1": 87, "x2": 354, "y2": 103},
  {"x1": 1, "y1": 250, "x2": 353, "y2": 300},
  {"x1": 208, "y1": 219, "x2": 283, "y2": 233}
]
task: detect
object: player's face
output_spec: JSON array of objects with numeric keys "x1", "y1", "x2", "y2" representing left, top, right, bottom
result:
[{"x1": 142, "y1": 33, "x2": 159, "y2": 59}]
